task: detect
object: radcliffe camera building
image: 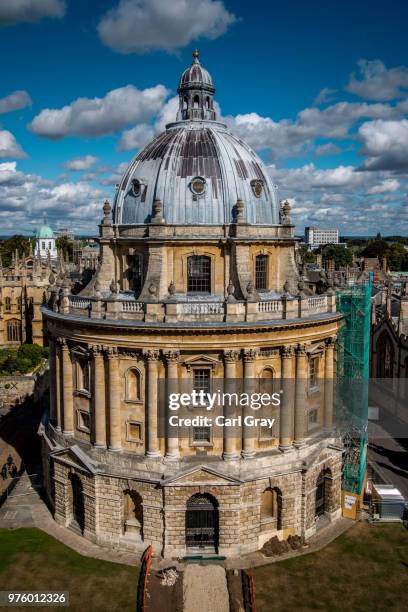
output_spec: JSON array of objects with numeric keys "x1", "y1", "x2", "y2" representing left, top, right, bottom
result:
[{"x1": 41, "y1": 52, "x2": 344, "y2": 557}]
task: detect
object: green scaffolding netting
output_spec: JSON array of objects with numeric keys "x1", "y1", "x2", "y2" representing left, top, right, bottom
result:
[{"x1": 336, "y1": 275, "x2": 372, "y2": 494}]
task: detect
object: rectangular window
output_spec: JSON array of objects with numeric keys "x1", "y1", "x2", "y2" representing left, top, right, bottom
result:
[
  {"x1": 308, "y1": 408, "x2": 319, "y2": 429},
  {"x1": 127, "y1": 421, "x2": 142, "y2": 442},
  {"x1": 77, "y1": 410, "x2": 90, "y2": 433},
  {"x1": 192, "y1": 426, "x2": 211, "y2": 443},
  {"x1": 127, "y1": 253, "x2": 143, "y2": 294},
  {"x1": 309, "y1": 356, "x2": 319, "y2": 390},
  {"x1": 187, "y1": 256, "x2": 211, "y2": 294},
  {"x1": 255, "y1": 255, "x2": 268, "y2": 291},
  {"x1": 193, "y1": 368, "x2": 211, "y2": 394}
]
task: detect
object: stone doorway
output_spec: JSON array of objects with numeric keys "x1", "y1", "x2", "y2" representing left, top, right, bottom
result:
[{"x1": 185, "y1": 493, "x2": 218, "y2": 551}]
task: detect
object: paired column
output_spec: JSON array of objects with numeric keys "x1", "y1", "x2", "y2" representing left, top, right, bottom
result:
[
  {"x1": 223, "y1": 349, "x2": 240, "y2": 461},
  {"x1": 324, "y1": 337, "x2": 335, "y2": 431},
  {"x1": 55, "y1": 338, "x2": 62, "y2": 431},
  {"x1": 107, "y1": 347, "x2": 121, "y2": 451},
  {"x1": 48, "y1": 338, "x2": 57, "y2": 425},
  {"x1": 164, "y1": 350, "x2": 180, "y2": 460},
  {"x1": 92, "y1": 345, "x2": 106, "y2": 448},
  {"x1": 242, "y1": 348, "x2": 259, "y2": 459},
  {"x1": 61, "y1": 338, "x2": 74, "y2": 436},
  {"x1": 279, "y1": 346, "x2": 295, "y2": 451},
  {"x1": 294, "y1": 345, "x2": 308, "y2": 447},
  {"x1": 144, "y1": 349, "x2": 161, "y2": 458}
]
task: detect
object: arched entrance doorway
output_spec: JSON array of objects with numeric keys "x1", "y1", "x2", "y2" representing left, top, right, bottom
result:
[
  {"x1": 70, "y1": 474, "x2": 85, "y2": 533},
  {"x1": 315, "y1": 469, "x2": 332, "y2": 518},
  {"x1": 185, "y1": 493, "x2": 218, "y2": 550}
]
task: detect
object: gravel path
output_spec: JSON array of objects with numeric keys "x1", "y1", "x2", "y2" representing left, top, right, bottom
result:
[{"x1": 183, "y1": 564, "x2": 229, "y2": 612}]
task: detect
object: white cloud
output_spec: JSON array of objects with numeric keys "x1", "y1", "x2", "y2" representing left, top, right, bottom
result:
[
  {"x1": 367, "y1": 179, "x2": 400, "y2": 194},
  {"x1": 64, "y1": 155, "x2": 99, "y2": 171},
  {"x1": 0, "y1": 0, "x2": 65, "y2": 26},
  {"x1": 347, "y1": 59, "x2": 408, "y2": 101},
  {"x1": 29, "y1": 84, "x2": 169, "y2": 139},
  {"x1": 0, "y1": 90, "x2": 32, "y2": 114},
  {"x1": 0, "y1": 131, "x2": 27, "y2": 158},
  {"x1": 118, "y1": 124, "x2": 155, "y2": 152},
  {"x1": 313, "y1": 87, "x2": 337, "y2": 106},
  {"x1": 315, "y1": 142, "x2": 342, "y2": 156},
  {"x1": 358, "y1": 119, "x2": 408, "y2": 171},
  {"x1": 98, "y1": 0, "x2": 236, "y2": 54}
]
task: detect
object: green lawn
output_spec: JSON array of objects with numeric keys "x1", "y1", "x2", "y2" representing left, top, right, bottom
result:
[
  {"x1": 253, "y1": 522, "x2": 408, "y2": 612},
  {"x1": 0, "y1": 529, "x2": 138, "y2": 612}
]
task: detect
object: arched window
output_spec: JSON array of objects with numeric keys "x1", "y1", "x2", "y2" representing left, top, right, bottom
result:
[
  {"x1": 193, "y1": 95, "x2": 200, "y2": 108},
  {"x1": 4, "y1": 297, "x2": 11, "y2": 312},
  {"x1": 7, "y1": 319, "x2": 21, "y2": 343},
  {"x1": 261, "y1": 487, "x2": 282, "y2": 527},
  {"x1": 183, "y1": 96, "x2": 188, "y2": 110},
  {"x1": 377, "y1": 332, "x2": 394, "y2": 377},
  {"x1": 187, "y1": 255, "x2": 211, "y2": 294},
  {"x1": 259, "y1": 367, "x2": 274, "y2": 393},
  {"x1": 123, "y1": 490, "x2": 143, "y2": 539},
  {"x1": 125, "y1": 368, "x2": 141, "y2": 401},
  {"x1": 255, "y1": 255, "x2": 268, "y2": 291},
  {"x1": 206, "y1": 96, "x2": 210, "y2": 109},
  {"x1": 70, "y1": 473, "x2": 85, "y2": 533},
  {"x1": 75, "y1": 358, "x2": 90, "y2": 392}
]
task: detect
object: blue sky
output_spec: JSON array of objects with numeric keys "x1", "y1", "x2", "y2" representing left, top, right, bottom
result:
[{"x1": 1, "y1": 0, "x2": 408, "y2": 235}]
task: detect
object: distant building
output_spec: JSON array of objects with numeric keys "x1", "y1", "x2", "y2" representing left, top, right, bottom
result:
[
  {"x1": 35, "y1": 216, "x2": 57, "y2": 262},
  {"x1": 305, "y1": 226, "x2": 339, "y2": 248},
  {"x1": 55, "y1": 228, "x2": 75, "y2": 241}
]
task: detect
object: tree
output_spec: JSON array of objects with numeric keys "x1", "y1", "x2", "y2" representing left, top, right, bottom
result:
[
  {"x1": 298, "y1": 245, "x2": 316, "y2": 264},
  {"x1": 387, "y1": 243, "x2": 406, "y2": 271},
  {"x1": 56, "y1": 235, "x2": 74, "y2": 261},
  {"x1": 360, "y1": 239, "x2": 389, "y2": 261},
  {"x1": 321, "y1": 244, "x2": 353, "y2": 269},
  {"x1": 0, "y1": 235, "x2": 33, "y2": 267}
]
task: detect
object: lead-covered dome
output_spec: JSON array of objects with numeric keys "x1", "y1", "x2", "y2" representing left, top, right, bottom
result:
[{"x1": 113, "y1": 51, "x2": 280, "y2": 226}]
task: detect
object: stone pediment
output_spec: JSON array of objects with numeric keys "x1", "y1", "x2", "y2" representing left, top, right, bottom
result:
[
  {"x1": 183, "y1": 354, "x2": 220, "y2": 371},
  {"x1": 162, "y1": 465, "x2": 240, "y2": 486},
  {"x1": 51, "y1": 445, "x2": 98, "y2": 475}
]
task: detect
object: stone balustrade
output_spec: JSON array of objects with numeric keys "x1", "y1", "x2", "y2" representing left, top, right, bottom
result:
[{"x1": 51, "y1": 291, "x2": 337, "y2": 323}]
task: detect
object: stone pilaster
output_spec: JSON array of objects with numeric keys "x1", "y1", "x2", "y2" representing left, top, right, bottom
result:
[
  {"x1": 55, "y1": 338, "x2": 62, "y2": 432},
  {"x1": 92, "y1": 345, "x2": 106, "y2": 448},
  {"x1": 223, "y1": 349, "x2": 240, "y2": 460},
  {"x1": 61, "y1": 338, "x2": 74, "y2": 436},
  {"x1": 48, "y1": 337, "x2": 57, "y2": 424},
  {"x1": 143, "y1": 349, "x2": 161, "y2": 458},
  {"x1": 279, "y1": 346, "x2": 295, "y2": 451},
  {"x1": 242, "y1": 348, "x2": 259, "y2": 459},
  {"x1": 164, "y1": 350, "x2": 180, "y2": 460},
  {"x1": 107, "y1": 347, "x2": 121, "y2": 451},
  {"x1": 324, "y1": 337, "x2": 335, "y2": 431},
  {"x1": 294, "y1": 344, "x2": 308, "y2": 447}
]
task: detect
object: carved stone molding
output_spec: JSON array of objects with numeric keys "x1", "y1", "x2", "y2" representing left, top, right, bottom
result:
[
  {"x1": 281, "y1": 346, "x2": 295, "y2": 358},
  {"x1": 163, "y1": 350, "x2": 180, "y2": 363},
  {"x1": 223, "y1": 349, "x2": 240, "y2": 363},
  {"x1": 243, "y1": 348, "x2": 259, "y2": 362},
  {"x1": 143, "y1": 349, "x2": 160, "y2": 361}
]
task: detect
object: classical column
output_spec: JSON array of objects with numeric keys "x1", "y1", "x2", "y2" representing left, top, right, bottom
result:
[
  {"x1": 164, "y1": 350, "x2": 180, "y2": 460},
  {"x1": 223, "y1": 349, "x2": 240, "y2": 460},
  {"x1": 92, "y1": 345, "x2": 106, "y2": 448},
  {"x1": 55, "y1": 338, "x2": 62, "y2": 432},
  {"x1": 294, "y1": 344, "x2": 308, "y2": 447},
  {"x1": 324, "y1": 337, "x2": 335, "y2": 431},
  {"x1": 279, "y1": 346, "x2": 295, "y2": 451},
  {"x1": 61, "y1": 339, "x2": 74, "y2": 436},
  {"x1": 242, "y1": 348, "x2": 259, "y2": 459},
  {"x1": 144, "y1": 349, "x2": 161, "y2": 458},
  {"x1": 107, "y1": 347, "x2": 121, "y2": 451},
  {"x1": 48, "y1": 337, "x2": 57, "y2": 424}
]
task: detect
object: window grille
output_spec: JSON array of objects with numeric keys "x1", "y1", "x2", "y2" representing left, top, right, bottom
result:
[{"x1": 187, "y1": 256, "x2": 211, "y2": 294}]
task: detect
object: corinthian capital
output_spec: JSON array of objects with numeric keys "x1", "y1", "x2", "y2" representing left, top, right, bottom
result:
[
  {"x1": 243, "y1": 348, "x2": 259, "y2": 362},
  {"x1": 281, "y1": 346, "x2": 295, "y2": 358},
  {"x1": 143, "y1": 348, "x2": 160, "y2": 361},
  {"x1": 224, "y1": 349, "x2": 240, "y2": 363},
  {"x1": 163, "y1": 350, "x2": 180, "y2": 363}
]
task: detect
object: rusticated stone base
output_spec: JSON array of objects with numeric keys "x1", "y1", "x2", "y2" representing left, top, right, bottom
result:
[{"x1": 41, "y1": 434, "x2": 342, "y2": 559}]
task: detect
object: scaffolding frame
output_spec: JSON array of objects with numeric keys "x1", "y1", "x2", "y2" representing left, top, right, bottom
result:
[{"x1": 336, "y1": 275, "x2": 372, "y2": 495}]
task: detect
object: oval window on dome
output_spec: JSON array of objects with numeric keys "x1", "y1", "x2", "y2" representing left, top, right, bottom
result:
[
  {"x1": 251, "y1": 179, "x2": 264, "y2": 198},
  {"x1": 131, "y1": 179, "x2": 141, "y2": 197},
  {"x1": 190, "y1": 177, "x2": 206, "y2": 196}
]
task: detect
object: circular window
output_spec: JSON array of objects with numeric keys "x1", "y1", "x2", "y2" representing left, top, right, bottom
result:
[
  {"x1": 251, "y1": 179, "x2": 263, "y2": 198},
  {"x1": 190, "y1": 176, "x2": 206, "y2": 196},
  {"x1": 131, "y1": 178, "x2": 141, "y2": 197}
]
